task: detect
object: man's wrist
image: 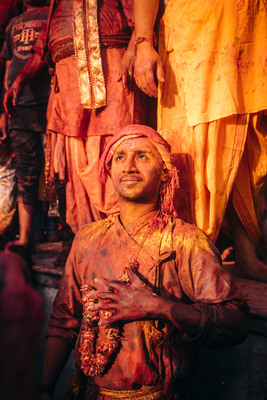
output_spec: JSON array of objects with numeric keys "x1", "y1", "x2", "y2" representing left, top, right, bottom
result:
[
  {"x1": 17, "y1": 71, "x2": 29, "y2": 85},
  {"x1": 134, "y1": 36, "x2": 154, "y2": 51}
]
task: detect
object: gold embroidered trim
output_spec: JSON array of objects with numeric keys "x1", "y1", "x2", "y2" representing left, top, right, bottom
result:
[
  {"x1": 99, "y1": 385, "x2": 164, "y2": 399},
  {"x1": 72, "y1": 0, "x2": 106, "y2": 109}
]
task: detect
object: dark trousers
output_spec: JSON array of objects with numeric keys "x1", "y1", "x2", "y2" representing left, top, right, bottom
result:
[{"x1": 9, "y1": 129, "x2": 43, "y2": 206}]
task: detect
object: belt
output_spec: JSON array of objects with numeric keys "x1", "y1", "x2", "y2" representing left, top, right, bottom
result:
[
  {"x1": 99, "y1": 385, "x2": 165, "y2": 400},
  {"x1": 50, "y1": 37, "x2": 75, "y2": 63},
  {"x1": 50, "y1": 34, "x2": 131, "y2": 64}
]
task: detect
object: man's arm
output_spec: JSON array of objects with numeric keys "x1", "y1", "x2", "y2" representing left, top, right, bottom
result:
[
  {"x1": 86, "y1": 266, "x2": 249, "y2": 348},
  {"x1": 0, "y1": 59, "x2": 10, "y2": 142},
  {"x1": 39, "y1": 336, "x2": 72, "y2": 399},
  {"x1": 85, "y1": 269, "x2": 201, "y2": 336},
  {"x1": 134, "y1": 0, "x2": 164, "y2": 97},
  {"x1": 4, "y1": 51, "x2": 46, "y2": 117}
]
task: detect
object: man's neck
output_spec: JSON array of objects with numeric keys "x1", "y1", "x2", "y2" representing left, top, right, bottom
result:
[{"x1": 118, "y1": 200, "x2": 157, "y2": 227}]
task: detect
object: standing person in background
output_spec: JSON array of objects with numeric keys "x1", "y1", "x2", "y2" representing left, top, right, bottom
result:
[
  {"x1": 0, "y1": 0, "x2": 23, "y2": 250},
  {"x1": 0, "y1": 0, "x2": 23, "y2": 50},
  {"x1": 0, "y1": 0, "x2": 50, "y2": 258},
  {"x1": 134, "y1": 0, "x2": 267, "y2": 282},
  {"x1": 0, "y1": 0, "x2": 23, "y2": 83},
  {"x1": 4, "y1": 0, "x2": 145, "y2": 266}
]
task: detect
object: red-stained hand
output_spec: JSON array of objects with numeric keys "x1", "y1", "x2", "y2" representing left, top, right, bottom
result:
[
  {"x1": 4, "y1": 76, "x2": 25, "y2": 117},
  {"x1": 85, "y1": 268, "x2": 159, "y2": 326},
  {"x1": 134, "y1": 42, "x2": 165, "y2": 98}
]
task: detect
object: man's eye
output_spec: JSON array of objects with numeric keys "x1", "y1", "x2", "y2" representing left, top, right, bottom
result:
[
  {"x1": 115, "y1": 155, "x2": 124, "y2": 161},
  {"x1": 137, "y1": 154, "x2": 147, "y2": 160}
]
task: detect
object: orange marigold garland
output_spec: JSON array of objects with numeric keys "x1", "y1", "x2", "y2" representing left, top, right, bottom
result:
[
  {"x1": 79, "y1": 262, "x2": 139, "y2": 377},
  {"x1": 79, "y1": 286, "x2": 122, "y2": 377}
]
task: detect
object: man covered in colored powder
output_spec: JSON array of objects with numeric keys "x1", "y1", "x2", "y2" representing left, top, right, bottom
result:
[
  {"x1": 134, "y1": 0, "x2": 267, "y2": 282},
  {"x1": 39, "y1": 125, "x2": 249, "y2": 399}
]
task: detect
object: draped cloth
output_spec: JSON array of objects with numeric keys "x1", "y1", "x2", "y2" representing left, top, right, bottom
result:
[{"x1": 158, "y1": 0, "x2": 267, "y2": 244}]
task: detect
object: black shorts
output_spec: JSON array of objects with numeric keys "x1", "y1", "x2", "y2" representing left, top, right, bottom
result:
[{"x1": 9, "y1": 129, "x2": 44, "y2": 206}]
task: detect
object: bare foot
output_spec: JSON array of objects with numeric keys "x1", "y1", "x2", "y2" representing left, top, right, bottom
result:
[
  {"x1": 232, "y1": 257, "x2": 267, "y2": 283},
  {"x1": 221, "y1": 246, "x2": 234, "y2": 261}
]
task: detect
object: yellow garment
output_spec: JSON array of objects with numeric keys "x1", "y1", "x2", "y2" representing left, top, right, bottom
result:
[
  {"x1": 159, "y1": 0, "x2": 267, "y2": 126},
  {"x1": 158, "y1": 1, "x2": 267, "y2": 243}
]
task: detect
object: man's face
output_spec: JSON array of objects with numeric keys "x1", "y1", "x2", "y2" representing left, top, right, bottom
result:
[{"x1": 110, "y1": 137, "x2": 164, "y2": 204}]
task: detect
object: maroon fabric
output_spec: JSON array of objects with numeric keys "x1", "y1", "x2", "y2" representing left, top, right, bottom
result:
[{"x1": 0, "y1": 252, "x2": 44, "y2": 400}]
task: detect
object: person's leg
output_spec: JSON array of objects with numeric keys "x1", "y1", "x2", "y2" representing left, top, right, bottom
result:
[
  {"x1": 9, "y1": 128, "x2": 43, "y2": 250},
  {"x1": 228, "y1": 198, "x2": 267, "y2": 282},
  {"x1": 17, "y1": 202, "x2": 34, "y2": 247},
  {"x1": 54, "y1": 175, "x2": 74, "y2": 266},
  {"x1": 228, "y1": 112, "x2": 267, "y2": 282}
]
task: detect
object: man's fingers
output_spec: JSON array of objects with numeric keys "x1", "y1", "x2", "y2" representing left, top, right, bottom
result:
[
  {"x1": 156, "y1": 60, "x2": 165, "y2": 84},
  {"x1": 97, "y1": 277, "x2": 129, "y2": 291},
  {"x1": 98, "y1": 313, "x2": 119, "y2": 326},
  {"x1": 13, "y1": 91, "x2": 18, "y2": 106},
  {"x1": 4, "y1": 91, "x2": 15, "y2": 117},
  {"x1": 145, "y1": 70, "x2": 158, "y2": 97},
  {"x1": 87, "y1": 300, "x2": 117, "y2": 312},
  {"x1": 86, "y1": 290, "x2": 116, "y2": 301}
]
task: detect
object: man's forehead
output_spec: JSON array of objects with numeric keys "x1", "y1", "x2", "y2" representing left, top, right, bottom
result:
[{"x1": 113, "y1": 137, "x2": 158, "y2": 154}]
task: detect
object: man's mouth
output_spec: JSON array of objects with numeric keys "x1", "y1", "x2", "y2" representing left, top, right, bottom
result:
[{"x1": 120, "y1": 176, "x2": 142, "y2": 183}]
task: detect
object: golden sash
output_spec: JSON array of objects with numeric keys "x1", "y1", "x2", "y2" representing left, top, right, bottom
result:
[{"x1": 72, "y1": 0, "x2": 106, "y2": 109}]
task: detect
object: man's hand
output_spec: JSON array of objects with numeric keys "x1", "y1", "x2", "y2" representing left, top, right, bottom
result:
[
  {"x1": 134, "y1": 42, "x2": 165, "y2": 98},
  {"x1": 86, "y1": 268, "x2": 158, "y2": 326},
  {"x1": 4, "y1": 75, "x2": 25, "y2": 117}
]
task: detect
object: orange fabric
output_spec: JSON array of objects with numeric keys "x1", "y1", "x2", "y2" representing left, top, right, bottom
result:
[
  {"x1": 232, "y1": 113, "x2": 267, "y2": 244},
  {"x1": 160, "y1": 0, "x2": 267, "y2": 126},
  {"x1": 158, "y1": 2, "x2": 267, "y2": 244},
  {"x1": 47, "y1": 53, "x2": 144, "y2": 138},
  {"x1": 65, "y1": 136, "x2": 119, "y2": 234}
]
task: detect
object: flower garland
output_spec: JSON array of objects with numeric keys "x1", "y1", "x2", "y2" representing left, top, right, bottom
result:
[{"x1": 79, "y1": 261, "x2": 139, "y2": 377}]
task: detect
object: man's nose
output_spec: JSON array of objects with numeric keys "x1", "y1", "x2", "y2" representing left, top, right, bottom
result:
[{"x1": 123, "y1": 156, "x2": 137, "y2": 173}]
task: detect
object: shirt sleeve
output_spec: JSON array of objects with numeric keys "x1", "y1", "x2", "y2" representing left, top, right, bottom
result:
[
  {"x1": 47, "y1": 234, "x2": 83, "y2": 347},
  {"x1": 177, "y1": 227, "x2": 249, "y2": 348},
  {"x1": 0, "y1": 22, "x2": 12, "y2": 60}
]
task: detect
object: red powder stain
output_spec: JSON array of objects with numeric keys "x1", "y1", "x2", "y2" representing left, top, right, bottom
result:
[{"x1": 216, "y1": 75, "x2": 221, "y2": 81}]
